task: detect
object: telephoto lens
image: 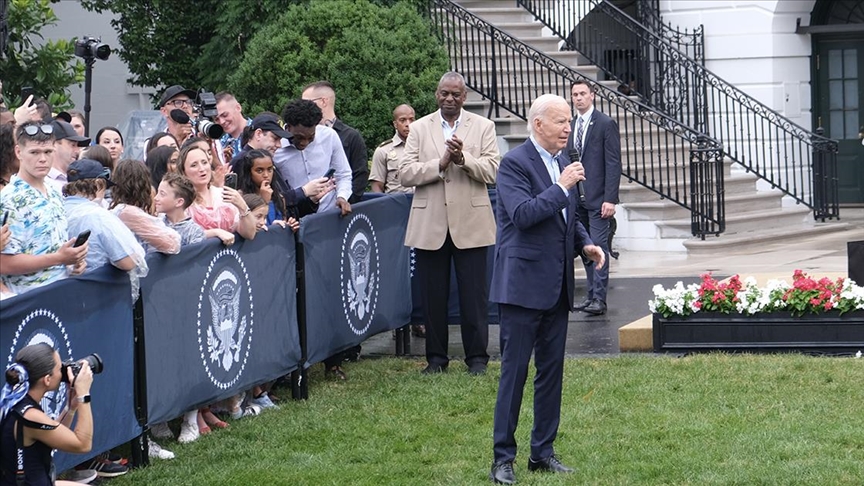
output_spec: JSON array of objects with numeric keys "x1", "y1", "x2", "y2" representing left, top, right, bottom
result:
[{"x1": 60, "y1": 353, "x2": 104, "y2": 383}]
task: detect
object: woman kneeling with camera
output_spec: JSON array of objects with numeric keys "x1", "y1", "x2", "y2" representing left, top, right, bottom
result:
[{"x1": 0, "y1": 343, "x2": 93, "y2": 486}]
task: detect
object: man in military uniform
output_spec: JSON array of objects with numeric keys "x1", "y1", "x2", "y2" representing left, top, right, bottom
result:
[
  {"x1": 370, "y1": 104, "x2": 415, "y2": 194},
  {"x1": 370, "y1": 104, "x2": 425, "y2": 337}
]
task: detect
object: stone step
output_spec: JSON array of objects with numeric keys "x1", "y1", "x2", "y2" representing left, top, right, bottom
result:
[
  {"x1": 455, "y1": 48, "x2": 592, "y2": 72},
  {"x1": 656, "y1": 205, "x2": 812, "y2": 238},
  {"x1": 462, "y1": 7, "x2": 536, "y2": 23},
  {"x1": 623, "y1": 189, "x2": 784, "y2": 222},
  {"x1": 455, "y1": 0, "x2": 517, "y2": 9},
  {"x1": 619, "y1": 172, "x2": 759, "y2": 203},
  {"x1": 459, "y1": 59, "x2": 601, "y2": 79},
  {"x1": 682, "y1": 221, "x2": 856, "y2": 253}
]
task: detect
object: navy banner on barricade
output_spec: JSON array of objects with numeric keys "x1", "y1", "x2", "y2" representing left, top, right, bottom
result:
[
  {"x1": 409, "y1": 189, "x2": 500, "y2": 326},
  {"x1": 140, "y1": 228, "x2": 300, "y2": 425},
  {"x1": 299, "y1": 194, "x2": 412, "y2": 366},
  {"x1": 0, "y1": 267, "x2": 138, "y2": 473}
]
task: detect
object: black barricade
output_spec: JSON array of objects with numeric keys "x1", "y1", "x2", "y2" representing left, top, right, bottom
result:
[
  {"x1": 408, "y1": 189, "x2": 500, "y2": 326},
  {"x1": 140, "y1": 228, "x2": 300, "y2": 425},
  {"x1": 0, "y1": 267, "x2": 139, "y2": 473},
  {"x1": 299, "y1": 194, "x2": 412, "y2": 365}
]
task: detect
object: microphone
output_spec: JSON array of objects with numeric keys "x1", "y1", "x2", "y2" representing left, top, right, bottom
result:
[
  {"x1": 170, "y1": 109, "x2": 190, "y2": 124},
  {"x1": 568, "y1": 149, "x2": 586, "y2": 204}
]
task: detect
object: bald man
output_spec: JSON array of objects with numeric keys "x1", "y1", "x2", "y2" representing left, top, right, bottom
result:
[
  {"x1": 302, "y1": 81, "x2": 368, "y2": 203},
  {"x1": 370, "y1": 104, "x2": 415, "y2": 194}
]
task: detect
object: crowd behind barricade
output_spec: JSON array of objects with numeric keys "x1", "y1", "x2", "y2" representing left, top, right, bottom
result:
[
  {"x1": 1, "y1": 71, "x2": 611, "y2": 485},
  {"x1": 0, "y1": 77, "x2": 422, "y2": 483}
]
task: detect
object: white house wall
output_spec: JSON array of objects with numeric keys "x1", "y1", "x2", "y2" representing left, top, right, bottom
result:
[{"x1": 659, "y1": 0, "x2": 817, "y2": 132}]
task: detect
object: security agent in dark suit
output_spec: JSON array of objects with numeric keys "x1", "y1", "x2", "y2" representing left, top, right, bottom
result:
[
  {"x1": 567, "y1": 80, "x2": 621, "y2": 316},
  {"x1": 489, "y1": 94, "x2": 605, "y2": 485}
]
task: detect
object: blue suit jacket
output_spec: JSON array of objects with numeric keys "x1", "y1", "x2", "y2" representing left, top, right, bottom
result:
[
  {"x1": 567, "y1": 109, "x2": 621, "y2": 210},
  {"x1": 490, "y1": 140, "x2": 594, "y2": 311}
]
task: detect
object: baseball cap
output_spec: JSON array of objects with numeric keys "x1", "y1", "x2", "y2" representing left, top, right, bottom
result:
[
  {"x1": 51, "y1": 120, "x2": 90, "y2": 146},
  {"x1": 55, "y1": 111, "x2": 72, "y2": 123},
  {"x1": 159, "y1": 85, "x2": 197, "y2": 108},
  {"x1": 67, "y1": 159, "x2": 113, "y2": 186},
  {"x1": 251, "y1": 113, "x2": 293, "y2": 140}
]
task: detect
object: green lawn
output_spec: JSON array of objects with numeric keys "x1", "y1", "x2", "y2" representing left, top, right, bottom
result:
[{"x1": 110, "y1": 354, "x2": 864, "y2": 485}]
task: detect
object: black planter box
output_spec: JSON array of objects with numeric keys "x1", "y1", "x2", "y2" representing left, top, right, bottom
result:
[{"x1": 653, "y1": 311, "x2": 864, "y2": 354}]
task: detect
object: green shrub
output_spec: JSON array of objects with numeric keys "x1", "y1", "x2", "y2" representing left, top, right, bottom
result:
[{"x1": 229, "y1": 0, "x2": 449, "y2": 155}]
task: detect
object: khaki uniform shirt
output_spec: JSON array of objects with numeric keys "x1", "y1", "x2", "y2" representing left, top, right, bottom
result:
[{"x1": 370, "y1": 133, "x2": 412, "y2": 194}]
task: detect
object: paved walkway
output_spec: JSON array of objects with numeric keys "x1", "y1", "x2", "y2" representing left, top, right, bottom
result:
[{"x1": 364, "y1": 209, "x2": 864, "y2": 359}]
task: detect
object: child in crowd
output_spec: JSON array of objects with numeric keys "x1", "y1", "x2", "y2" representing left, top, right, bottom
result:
[
  {"x1": 146, "y1": 146, "x2": 179, "y2": 190},
  {"x1": 154, "y1": 173, "x2": 205, "y2": 246},
  {"x1": 110, "y1": 160, "x2": 181, "y2": 255},
  {"x1": 234, "y1": 149, "x2": 301, "y2": 231}
]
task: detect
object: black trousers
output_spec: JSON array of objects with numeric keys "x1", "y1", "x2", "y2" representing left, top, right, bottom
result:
[
  {"x1": 492, "y1": 286, "x2": 569, "y2": 463},
  {"x1": 415, "y1": 233, "x2": 489, "y2": 367}
]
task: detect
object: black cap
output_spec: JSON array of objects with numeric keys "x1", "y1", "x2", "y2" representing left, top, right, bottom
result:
[
  {"x1": 159, "y1": 85, "x2": 197, "y2": 108},
  {"x1": 51, "y1": 120, "x2": 90, "y2": 146},
  {"x1": 55, "y1": 111, "x2": 72, "y2": 123},
  {"x1": 67, "y1": 159, "x2": 113, "y2": 186},
  {"x1": 251, "y1": 113, "x2": 293, "y2": 140}
]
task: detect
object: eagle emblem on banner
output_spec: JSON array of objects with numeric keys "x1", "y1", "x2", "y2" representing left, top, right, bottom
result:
[
  {"x1": 346, "y1": 232, "x2": 375, "y2": 320},
  {"x1": 341, "y1": 214, "x2": 380, "y2": 335},
  {"x1": 207, "y1": 270, "x2": 247, "y2": 372}
]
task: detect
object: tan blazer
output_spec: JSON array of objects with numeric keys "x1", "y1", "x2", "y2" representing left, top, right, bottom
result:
[{"x1": 399, "y1": 110, "x2": 499, "y2": 250}]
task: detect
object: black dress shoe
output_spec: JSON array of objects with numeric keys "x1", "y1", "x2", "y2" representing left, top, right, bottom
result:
[
  {"x1": 527, "y1": 455, "x2": 574, "y2": 473},
  {"x1": 467, "y1": 363, "x2": 487, "y2": 376},
  {"x1": 489, "y1": 461, "x2": 516, "y2": 484},
  {"x1": 421, "y1": 364, "x2": 447, "y2": 374},
  {"x1": 583, "y1": 299, "x2": 607, "y2": 316},
  {"x1": 575, "y1": 298, "x2": 593, "y2": 311}
]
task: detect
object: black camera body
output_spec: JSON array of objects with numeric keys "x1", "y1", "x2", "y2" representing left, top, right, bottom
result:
[
  {"x1": 60, "y1": 353, "x2": 104, "y2": 383},
  {"x1": 74, "y1": 36, "x2": 111, "y2": 61},
  {"x1": 192, "y1": 89, "x2": 224, "y2": 139}
]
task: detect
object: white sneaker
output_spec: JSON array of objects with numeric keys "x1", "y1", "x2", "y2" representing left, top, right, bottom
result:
[
  {"x1": 177, "y1": 419, "x2": 199, "y2": 444},
  {"x1": 147, "y1": 438, "x2": 175, "y2": 460},
  {"x1": 250, "y1": 392, "x2": 279, "y2": 410},
  {"x1": 150, "y1": 422, "x2": 173, "y2": 439},
  {"x1": 230, "y1": 404, "x2": 262, "y2": 420}
]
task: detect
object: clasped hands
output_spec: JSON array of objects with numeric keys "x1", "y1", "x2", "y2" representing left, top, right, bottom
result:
[{"x1": 439, "y1": 134, "x2": 465, "y2": 171}]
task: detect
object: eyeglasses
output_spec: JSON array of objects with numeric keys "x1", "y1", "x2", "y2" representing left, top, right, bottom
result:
[
  {"x1": 167, "y1": 99, "x2": 192, "y2": 108},
  {"x1": 22, "y1": 124, "x2": 54, "y2": 136}
]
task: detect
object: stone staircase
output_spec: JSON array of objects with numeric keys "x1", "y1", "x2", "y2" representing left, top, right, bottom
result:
[{"x1": 453, "y1": 0, "x2": 853, "y2": 253}]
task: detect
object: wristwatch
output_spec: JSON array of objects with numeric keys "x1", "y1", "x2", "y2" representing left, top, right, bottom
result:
[{"x1": 75, "y1": 395, "x2": 91, "y2": 404}]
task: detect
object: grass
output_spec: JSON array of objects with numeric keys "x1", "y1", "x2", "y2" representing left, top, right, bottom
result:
[{"x1": 109, "y1": 355, "x2": 864, "y2": 485}]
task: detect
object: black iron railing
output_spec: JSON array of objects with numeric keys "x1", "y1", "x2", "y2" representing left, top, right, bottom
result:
[
  {"x1": 429, "y1": 0, "x2": 725, "y2": 238},
  {"x1": 635, "y1": 0, "x2": 705, "y2": 67},
  {"x1": 516, "y1": 0, "x2": 839, "y2": 220}
]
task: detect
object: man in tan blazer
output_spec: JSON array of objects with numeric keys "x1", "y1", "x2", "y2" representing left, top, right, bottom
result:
[{"x1": 399, "y1": 72, "x2": 499, "y2": 375}]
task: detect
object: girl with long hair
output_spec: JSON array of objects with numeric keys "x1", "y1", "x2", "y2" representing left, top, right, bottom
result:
[{"x1": 109, "y1": 160, "x2": 180, "y2": 254}]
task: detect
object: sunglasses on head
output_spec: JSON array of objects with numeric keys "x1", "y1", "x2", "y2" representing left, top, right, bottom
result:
[{"x1": 22, "y1": 124, "x2": 54, "y2": 136}]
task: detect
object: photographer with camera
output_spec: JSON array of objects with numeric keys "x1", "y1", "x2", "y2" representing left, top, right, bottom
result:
[
  {"x1": 0, "y1": 344, "x2": 97, "y2": 485},
  {"x1": 158, "y1": 85, "x2": 197, "y2": 145}
]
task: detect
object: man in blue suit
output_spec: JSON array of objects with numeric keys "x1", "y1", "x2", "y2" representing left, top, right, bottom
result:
[
  {"x1": 489, "y1": 94, "x2": 605, "y2": 484},
  {"x1": 568, "y1": 80, "x2": 621, "y2": 316}
]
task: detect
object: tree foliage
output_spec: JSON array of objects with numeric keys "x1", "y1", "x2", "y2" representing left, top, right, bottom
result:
[
  {"x1": 229, "y1": 0, "x2": 448, "y2": 152},
  {"x1": 0, "y1": 0, "x2": 84, "y2": 111}
]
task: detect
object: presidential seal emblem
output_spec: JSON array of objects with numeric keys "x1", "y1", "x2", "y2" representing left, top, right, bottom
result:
[
  {"x1": 6, "y1": 309, "x2": 72, "y2": 420},
  {"x1": 196, "y1": 249, "x2": 254, "y2": 390},
  {"x1": 340, "y1": 213, "x2": 380, "y2": 335}
]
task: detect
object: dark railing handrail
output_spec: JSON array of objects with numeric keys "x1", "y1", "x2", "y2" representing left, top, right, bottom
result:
[
  {"x1": 636, "y1": 0, "x2": 704, "y2": 66},
  {"x1": 516, "y1": 0, "x2": 840, "y2": 220},
  {"x1": 429, "y1": 0, "x2": 725, "y2": 237}
]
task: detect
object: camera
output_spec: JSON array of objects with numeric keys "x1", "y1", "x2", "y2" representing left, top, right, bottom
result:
[
  {"x1": 60, "y1": 353, "x2": 104, "y2": 383},
  {"x1": 192, "y1": 89, "x2": 224, "y2": 139},
  {"x1": 74, "y1": 36, "x2": 111, "y2": 61}
]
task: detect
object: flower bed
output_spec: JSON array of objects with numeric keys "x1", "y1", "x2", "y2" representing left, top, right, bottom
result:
[{"x1": 650, "y1": 271, "x2": 864, "y2": 354}]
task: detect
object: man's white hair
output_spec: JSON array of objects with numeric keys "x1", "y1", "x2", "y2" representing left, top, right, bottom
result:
[{"x1": 527, "y1": 94, "x2": 568, "y2": 137}]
